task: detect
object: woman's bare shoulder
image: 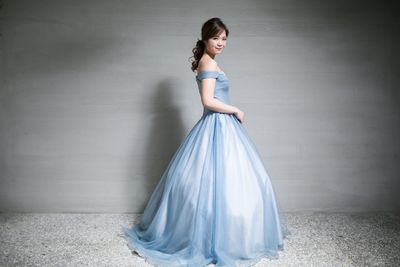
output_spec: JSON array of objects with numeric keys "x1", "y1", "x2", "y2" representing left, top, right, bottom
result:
[{"x1": 197, "y1": 57, "x2": 218, "y2": 73}]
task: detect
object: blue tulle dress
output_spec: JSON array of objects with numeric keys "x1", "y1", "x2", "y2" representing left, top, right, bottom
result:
[{"x1": 120, "y1": 69, "x2": 290, "y2": 266}]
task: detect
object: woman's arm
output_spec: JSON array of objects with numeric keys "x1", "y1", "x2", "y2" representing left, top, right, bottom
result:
[
  {"x1": 197, "y1": 59, "x2": 245, "y2": 122},
  {"x1": 200, "y1": 78, "x2": 239, "y2": 114},
  {"x1": 198, "y1": 59, "x2": 239, "y2": 114}
]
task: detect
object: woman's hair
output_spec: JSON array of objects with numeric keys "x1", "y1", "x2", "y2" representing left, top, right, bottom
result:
[{"x1": 189, "y1": 17, "x2": 229, "y2": 72}]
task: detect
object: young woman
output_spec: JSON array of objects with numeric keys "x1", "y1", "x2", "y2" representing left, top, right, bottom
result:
[{"x1": 121, "y1": 17, "x2": 290, "y2": 266}]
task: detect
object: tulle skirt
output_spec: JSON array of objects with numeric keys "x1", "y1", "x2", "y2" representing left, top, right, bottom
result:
[{"x1": 120, "y1": 111, "x2": 290, "y2": 266}]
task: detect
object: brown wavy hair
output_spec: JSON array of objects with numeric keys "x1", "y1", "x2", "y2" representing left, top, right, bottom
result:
[{"x1": 189, "y1": 17, "x2": 229, "y2": 72}]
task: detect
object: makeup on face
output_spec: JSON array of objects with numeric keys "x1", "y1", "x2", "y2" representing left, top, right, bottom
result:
[{"x1": 206, "y1": 30, "x2": 227, "y2": 55}]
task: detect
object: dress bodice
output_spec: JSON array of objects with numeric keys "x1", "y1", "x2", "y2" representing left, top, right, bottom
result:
[
  {"x1": 196, "y1": 71, "x2": 230, "y2": 104},
  {"x1": 196, "y1": 71, "x2": 230, "y2": 115}
]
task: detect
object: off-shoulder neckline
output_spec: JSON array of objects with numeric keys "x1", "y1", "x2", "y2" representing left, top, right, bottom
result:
[{"x1": 195, "y1": 70, "x2": 225, "y2": 77}]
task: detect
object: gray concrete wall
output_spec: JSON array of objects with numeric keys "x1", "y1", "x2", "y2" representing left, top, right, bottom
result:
[{"x1": 1, "y1": 0, "x2": 399, "y2": 213}]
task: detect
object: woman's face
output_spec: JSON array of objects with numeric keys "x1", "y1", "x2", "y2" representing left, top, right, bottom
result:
[{"x1": 205, "y1": 30, "x2": 227, "y2": 56}]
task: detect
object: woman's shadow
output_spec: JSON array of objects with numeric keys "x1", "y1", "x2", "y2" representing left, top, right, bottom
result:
[{"x1": 137, "y1": 79, "x2": 186, "y2": 213}]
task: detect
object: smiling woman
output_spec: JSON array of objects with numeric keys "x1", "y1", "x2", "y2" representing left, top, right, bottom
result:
[
  {"x1": 121, "y1": 17, "x2": 290, "y2": 267},
  {"x1": 191, "y1": 18, "x2": 229, "y2": 73}
]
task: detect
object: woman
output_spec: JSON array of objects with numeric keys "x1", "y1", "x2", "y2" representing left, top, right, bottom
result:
[{"x1": 121, "y1": 17, "x2": 290, "y2": 266}]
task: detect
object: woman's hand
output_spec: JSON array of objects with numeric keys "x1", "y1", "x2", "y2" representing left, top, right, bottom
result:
[{"x1": 233, "y1": 108, "x2": 245, "y2": 123}]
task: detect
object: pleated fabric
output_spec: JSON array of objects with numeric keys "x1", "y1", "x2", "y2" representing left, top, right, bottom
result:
[{"x1": 120, "y1": 70, "x2": 290, "y2": 266}]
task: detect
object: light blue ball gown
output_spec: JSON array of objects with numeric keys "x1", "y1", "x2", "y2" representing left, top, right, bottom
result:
[{"x1": 121, "y1": 68, "x2": 290, "y2": 266}]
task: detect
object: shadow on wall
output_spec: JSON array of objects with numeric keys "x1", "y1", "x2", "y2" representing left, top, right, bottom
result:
[{"x1": 126, "y1": 79, "x2": 186, "y2": 212}]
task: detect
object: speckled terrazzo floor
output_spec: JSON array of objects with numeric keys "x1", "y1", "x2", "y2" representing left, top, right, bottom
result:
[{"x1": 0, "y1": 212, "x2": 399, "y2": 266}]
